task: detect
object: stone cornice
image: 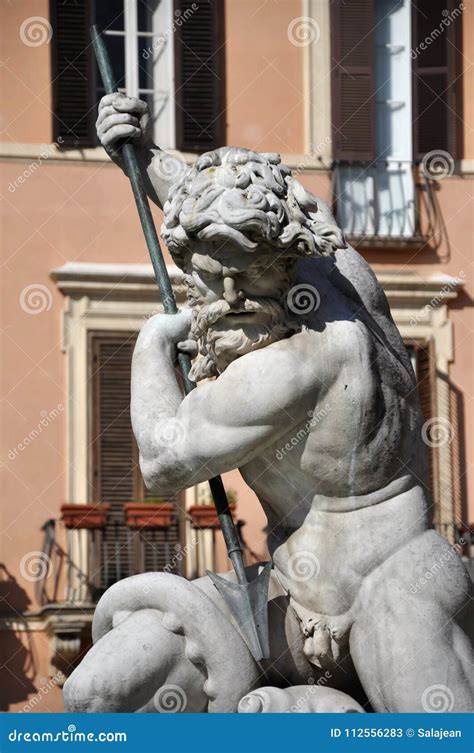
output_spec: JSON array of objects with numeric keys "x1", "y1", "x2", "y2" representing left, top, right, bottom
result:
[
  {"x1": 0, "y1": 604, "x2": 94, "y2": 632},
  {"x1": 2, "y1": 143, "x2": 474, "y2": 176},
  {"x1": 50, "y1": 262, "x2": 465, "y2": 308},
  {"x1": 50, "y1": 261, "x2": 186, "y2": 300},
  {"x1": 376, "y1": 271, "x2": 465, "y2": 305},
  {"x1": 0, "y1": 142, "x2": 332, "y2": 172}
]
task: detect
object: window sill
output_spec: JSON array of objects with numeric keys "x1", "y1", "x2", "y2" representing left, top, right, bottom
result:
[{"x1": 347, "y1": 235, "x2": 430, "y2": 251}]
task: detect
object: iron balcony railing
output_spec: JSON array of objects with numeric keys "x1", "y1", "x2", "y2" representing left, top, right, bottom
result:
[
  {"x1": 35, "y1": 517, "x2": 183, "y2": 608},
  {"x1": 34, "y1": 512, "x2": 261, "y2": 608},
  {"x1": 331, "y1": 159, "x2": 439, "y2": 245}
]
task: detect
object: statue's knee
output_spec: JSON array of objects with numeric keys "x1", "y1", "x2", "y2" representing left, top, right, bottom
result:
[
  {"x1": 64, "y1": 665, "x2": 118, "y2": 713},
  {"x1": 64, "y1": 608, "x2": 209, "y2": 712}
]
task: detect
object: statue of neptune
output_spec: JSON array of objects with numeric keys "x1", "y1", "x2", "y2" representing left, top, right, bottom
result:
[{"x1": 64, "y1": 94, "x2": 473, "y2": 714}]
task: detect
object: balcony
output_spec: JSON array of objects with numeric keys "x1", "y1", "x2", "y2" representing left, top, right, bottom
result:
[
  {"x1": 36, "y1": 511, "x2": 183, "y2": 610},
  {"x1": 29, "y1": 506, "x2": 182, "y2": 683},
  {"x1": 332, "y1": 159, "x2": 439, "y2": 249},
  {"x1": 28, "y1": 501, "x2": 260, "y2": 683}
]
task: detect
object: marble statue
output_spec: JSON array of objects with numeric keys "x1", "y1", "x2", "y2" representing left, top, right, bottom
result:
[{"x1": 64, "y1": 94, "x2": 473, "y2": 714}]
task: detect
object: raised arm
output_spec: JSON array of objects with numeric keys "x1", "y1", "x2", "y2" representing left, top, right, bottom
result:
[
  {"x1": 96, "y1": 93, "x2": 186, "y2": 209},
  {"x1": 131, "y1": 313, "x2": 320, "y2": 497}
]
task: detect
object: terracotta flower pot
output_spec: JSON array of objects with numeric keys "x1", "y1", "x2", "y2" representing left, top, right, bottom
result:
[
  {"x1": 61, "y1": 503, "x2": 110, "y2": 530},
  {"x1": 124, "y1": 502, "x2": 175, "y2": 529},
  {"x1": 188, "y1": 504, "x2": 236, "y2": 530}
]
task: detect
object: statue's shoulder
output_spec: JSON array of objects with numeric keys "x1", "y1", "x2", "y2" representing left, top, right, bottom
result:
[
  {"x1": 329, "y1": 246, "x2": 416, "y2": 389},
  {"x1": 291, "y1": 197, "x2": 415, "y2": 389},
  {"x1": 331, "y1": 245, "x2": 391, "y2": 318},
  {"x1": 292, "y1": 193, "x2": 391, "y2": 320}
]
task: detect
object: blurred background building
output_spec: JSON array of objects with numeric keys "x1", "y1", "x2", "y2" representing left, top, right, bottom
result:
[{"x1": 1, "y1": 0, "x2": 472, "y2": 711}]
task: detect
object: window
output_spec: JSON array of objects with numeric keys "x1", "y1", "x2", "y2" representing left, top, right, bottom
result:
[
  {"x1": 51, "y1": 0, "x2": 95, "y2": 147},
  {"x1": 88, "y1": 332, "x2": 183, "y2": 589},
  {"x1": 94, "y1": 0, "x2": 176, "y2": 148},
  {"x1": 330, "y1": 0, "x2": 462, "y2": 240},
  {"x1": 51, "y1": 0, "x2": 225, "y2": 151},
  {"x1": 174, "y1": 0, "x2": 225, "y2": 152}
]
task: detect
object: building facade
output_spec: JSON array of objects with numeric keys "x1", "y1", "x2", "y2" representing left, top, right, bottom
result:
[{"x1": 1, "y1": 0, "x2": 472, "y2": 712}]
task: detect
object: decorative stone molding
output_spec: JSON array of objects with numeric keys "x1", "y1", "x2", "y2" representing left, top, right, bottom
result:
[
  {"x1": 2, "y1": 143, "x2": 474, "y2": 177},
  {"x1": 376, "y1": 271, "x2": 464, "y2": 372},
  {"x1": 50, "y1": 262, "x2": 204, "y2": 584},
  {"x1": 0, "y1": 142, "x2": 333, "y2": 173},
  {"x1": 50, "y1": 262, "x2": 187, "y2": 504},
  {"x1": 51, "y1": 261, "x2": 187, "y2": 300},
  {"x1": 302, "y1": 0, "x2": 332, "y2": 159},
  {"x1": 0, "y1": 606, "x2": 94, "y2": 685},
  {"x1": 46, "y1": 622, "x2": 85, "y2": 685}
]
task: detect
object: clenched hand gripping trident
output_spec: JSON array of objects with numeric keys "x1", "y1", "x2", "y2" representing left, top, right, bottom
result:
[{"x1": 91, "y1": 25, "x2": 271, "y2": 662}]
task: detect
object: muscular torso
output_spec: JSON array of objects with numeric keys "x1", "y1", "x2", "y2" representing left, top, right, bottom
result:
[
  {"x1": 135, "y1": 247, "x2": 429, "y2": 619},
  {"x1": 238, "y1": 278, "x2": 428, "y2": 617}
]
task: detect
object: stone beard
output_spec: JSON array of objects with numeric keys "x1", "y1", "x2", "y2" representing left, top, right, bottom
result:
[{"x1": 184, "y1": 272, "x2": 299, "y2": 382}]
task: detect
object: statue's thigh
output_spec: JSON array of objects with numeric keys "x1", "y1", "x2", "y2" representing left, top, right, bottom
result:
[
  {"x1": 64, "y1": 609, "x2": 207, "y2": 712},
  {"x1": 349, "y1": 535, "x2": 473, "y2": 712}
]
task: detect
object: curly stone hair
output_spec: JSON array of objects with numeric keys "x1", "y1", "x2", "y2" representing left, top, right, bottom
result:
[{"x1": 161, "y1": 147, "x2": 345, "y2": 269}]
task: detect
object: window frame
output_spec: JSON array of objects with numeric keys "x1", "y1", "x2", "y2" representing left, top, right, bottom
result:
[{"x1": 93, "y1": 0, "x2": 177, "y2": 148}]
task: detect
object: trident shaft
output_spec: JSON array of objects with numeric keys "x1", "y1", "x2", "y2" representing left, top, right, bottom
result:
[{"x1": 90, "y1": 25, "x2": 270, "y2": 661}]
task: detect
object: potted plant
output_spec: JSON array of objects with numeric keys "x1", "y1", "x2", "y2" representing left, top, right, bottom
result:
[
  {"x1": 124, "y1": 498, "x2": 175, "y2": 529},
  {"x1": 61, "y1": 503, "x2": 110, "y2": 530},
  {"x1": 188, "y1": 489, "x2": 237, "y2": 530}
]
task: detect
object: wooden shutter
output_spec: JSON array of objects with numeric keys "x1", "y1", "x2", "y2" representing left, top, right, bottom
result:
[
  {"x1": 50, "y1": 0, "x2": 96, "y2": 147},
  {"x1": 330, "y1": 0, "x2": 375, "y2": 161},
  {"x1": 411, "y1": 339, "x2": 440, "y2": 518},
  {"x1": 174, "y1": 0, "x2": 225, "y2": 152},
  {"x1": 412, "y1": 0, "x2": 462, "y2": 160},
  {"x1": 89, "y1": 333, "x2": 182, "y2": 589}
]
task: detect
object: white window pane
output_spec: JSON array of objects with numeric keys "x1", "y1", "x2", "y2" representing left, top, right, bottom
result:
[{"x1": 337, "y1": 0, "x2": 414, "y2": 238}]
